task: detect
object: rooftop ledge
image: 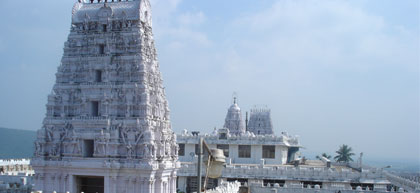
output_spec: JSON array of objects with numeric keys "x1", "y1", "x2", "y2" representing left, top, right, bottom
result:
[
  {"x1": 80, "y1": 0, "x2": 138, "y2": 3},
  {"x1": 177, "y1": 132, "x2": 301, "y2": 147}
]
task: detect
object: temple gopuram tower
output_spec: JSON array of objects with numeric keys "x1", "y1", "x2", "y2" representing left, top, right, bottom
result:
[
  {"x1": 31, "y1": 0, "x2": 179, "y2": 193},
  {"x1": 247, "y1": 108, "x2": 274, "y2": 135}
]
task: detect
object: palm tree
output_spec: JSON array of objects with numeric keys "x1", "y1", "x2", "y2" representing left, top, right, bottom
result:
[
  {"x1": 316, "y1": 153, "x2": 332, "y2": 160},
  {"x1": 334, "y1": 144, "x2": 355, "y2": 163}
]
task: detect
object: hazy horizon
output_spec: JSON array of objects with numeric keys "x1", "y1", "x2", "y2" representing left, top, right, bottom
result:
[{"x1": 0, "y1": 0, "x2": 418, "y2": 162}]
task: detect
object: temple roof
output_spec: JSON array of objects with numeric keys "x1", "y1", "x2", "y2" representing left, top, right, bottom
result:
[
  {"x1": 72, "y1": 1, "x2": 141, "y2": 23},
  {"x1": 223, "y1": 97, "x2": 245, "y2": 135},
  {"x1": 247, "y1": 107, "x2": 274, "y2": 135}
]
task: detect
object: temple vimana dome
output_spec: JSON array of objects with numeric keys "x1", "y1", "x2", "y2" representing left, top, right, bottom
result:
[{"x1": 31, "y1": 0, "x2": 179, "y2": 193}]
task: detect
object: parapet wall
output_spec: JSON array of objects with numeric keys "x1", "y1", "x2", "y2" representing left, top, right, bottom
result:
[
  {"x1": 0, "y1": 159, "x2": 31, "y2": 166},
  {"x1": 250, "y1": 183, "x2": 397, "y2": 193},
  {"x1": 177, "y1": 130, "x2": 300, "y2": 146},
  {"x1": 0, "y1": 159, "x2": 34, "y2": 176},
  {"x1": 177, "y1": 162, "x2": 387, "y2": 183}
]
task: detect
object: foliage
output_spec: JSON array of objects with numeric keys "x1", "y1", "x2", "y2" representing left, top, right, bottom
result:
[{"x1": 334, "y1": 144, "x2": 355, "y2": 163}]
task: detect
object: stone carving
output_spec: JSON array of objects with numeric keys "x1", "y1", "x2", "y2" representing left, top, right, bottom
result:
[
  {"x1": 33, "y1": 1, "x2": 178, "y2": 192},
  {"x1": 45, "y1": 126, "x2": 54, "y2": 142},
  {"x1": 95, "y1": 129, "x2": 109, "y2": 156},
  {"x1": 126, "y1": 144, "x2": 134, "y2": 159},
  {"x1": 145, "y1": 142, "x2": 156, "y2": 158},
  {"x1": 49, "y1": 143, "x2": 60, "y2": 157},
  {"x1": 182, "y1": 129, "x2": 188, "y2": 136},
  {"x1": 212, "y1": 128, "x2": 218, "y2": 136},
  {"x1": 119, "y1": 124, "x2": 130, "y2": 144},
  {"x1": 120, "y1": 123, "x2": 152, "y2": 158},
  {"x1": 65, "y1": 129, "x2": 81, "y2": 155},
  {"x1": 171, "y1": 133, "x2": 178, "y2": 157},
  {"x1": 34, "y1": 141, "x2": 42, "y2": 156},
  {"x1": 37, "y1": 129, "x2": 46, "y2": 140},
  {"x1": 163, "y1": 135, "x2": 170, "y2": 156}
]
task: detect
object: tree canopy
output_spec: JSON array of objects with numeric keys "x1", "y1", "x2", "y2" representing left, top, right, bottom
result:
[{"x1": 334, "y1": 144, "x2": 355, "y2": 163}]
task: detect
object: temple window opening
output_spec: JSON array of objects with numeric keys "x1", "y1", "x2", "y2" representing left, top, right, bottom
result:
[{"x1": 238, "y1": 145, "x2": 251, "y2": 158}]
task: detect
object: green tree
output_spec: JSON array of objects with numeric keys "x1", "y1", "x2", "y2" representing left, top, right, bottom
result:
[
  {"x1": 334, "y1": 144, "x2": 355, "y2": 162},
  {"x1": 316, "y1": 153, "x2": 332, "y2": 160}
]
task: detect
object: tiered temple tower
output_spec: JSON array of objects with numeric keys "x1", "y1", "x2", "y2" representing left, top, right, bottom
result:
[
  {"x1": 31, "y1": 1, "x2": 179, "y2": 193},
  {"x1": 247, "y1": 108, "x2": 274, "y2": 135},
  {"x1": 223, "y1": 97, "x2": 245, "y2": 136}
]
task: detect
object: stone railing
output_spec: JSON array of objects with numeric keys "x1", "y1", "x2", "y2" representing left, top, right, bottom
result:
[
  {"x1": 72, "y1": 116, "x2": 109, "y2": 121},
  {"x1": 177, "y1": 162, "x2": 385, "y2": 182},
  {"x1": 384, "y1": 172, "x2": 420, "y2": 192},
  {"x1": 342, "y1": 162, "x2": 420, "y2": 192},
  {"x1": 55, "y1": 81, "x2": 142, "y2": 87},
  {"x1": 0, "y1": 159, "x2": 31, "y2": 166},
  {"x1": 177, "y1": 133, "x2": 300, "y2": 147},
  {"x1": 82, "y1": 0, "x2": 138, "y2": 4},
  {"x1": 250, "y1": 183, "x2": 406, "y2": 193},
  {"x1": 0, "y1": 159, "x2": 34, "y2": 176}
]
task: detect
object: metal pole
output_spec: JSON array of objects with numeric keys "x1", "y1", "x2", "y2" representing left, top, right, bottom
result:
[{"x1": 197, "y1": 137, "x2": 203, "y2": 193}]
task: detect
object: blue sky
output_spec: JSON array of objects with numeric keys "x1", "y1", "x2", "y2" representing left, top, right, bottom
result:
[{"x1": 0, "y1": 0, "x2": 418, "y2": 163}]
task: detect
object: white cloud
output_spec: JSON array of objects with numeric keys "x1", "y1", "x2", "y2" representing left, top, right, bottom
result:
[
  {"x1": 151, "y1": 0, "x2": 210, "y2": 49},
  {"x1": 151, "y1": 1, "x2": 418, "y2": 161},
  {"x1": 202, "y1": 0, "x2": 419, "y2": 161},
  {"x1": 224, "y1": 0, "x2": 418, "y2": 74}
]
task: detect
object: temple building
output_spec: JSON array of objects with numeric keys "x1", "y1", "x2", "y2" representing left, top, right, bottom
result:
[
  {"x1": 175, "y1": 100, "x2": 397, "y2": 193},
  {"x1": 30, "y1": 0, "x2": 179, "y2": 193},
  {"x1": 22, "y1": 0, "x2": 420, "y2": 193},
  {"x1": 223, "y1": 97, "x2": 245, "y2": 136},
  {"x1": 176, "y1": 100, "x2": 302, "y2": 193},
  {"x1": 247, "y1": 108, "x2": 274, "y2": 135}
]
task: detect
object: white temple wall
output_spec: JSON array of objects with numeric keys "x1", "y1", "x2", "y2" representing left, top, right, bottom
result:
[
  {"x1": 227, "y1": 144, "x2": 237, "y2": 164},
  {"x1": 263, "y1": 145, "x2": 287, "y2": 165},
  {"x1": 33, "y1": 166, "x2": 176, "y2": 193},
  {"x1": 229, "y1": 144, "x2": 242, "y2": 163},
  {"x1": 231, "y1": 145, "x2": 287, "y2": 165},
  {"x1": 184, "y1": 144, "x2": 196, "y2": 162},
  {"x1": 179, "y1": 143, "x2": 289, "y2": 165}
]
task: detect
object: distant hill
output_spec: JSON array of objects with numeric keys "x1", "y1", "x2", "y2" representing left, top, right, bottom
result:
[{"x1": 0, "y1": 127, "x2": 36, "y2": 159}]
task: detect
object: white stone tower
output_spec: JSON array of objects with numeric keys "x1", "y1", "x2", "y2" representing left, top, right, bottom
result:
[
  {"x1": 247, "y1": 108, "x2": 274, "y2": 135},
  {"x1": 223, "y1": 97, "x2": 245, "y2": 135},
  {"x1": 31, "y1": 1, "x2": 179, "y2": 193}
]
